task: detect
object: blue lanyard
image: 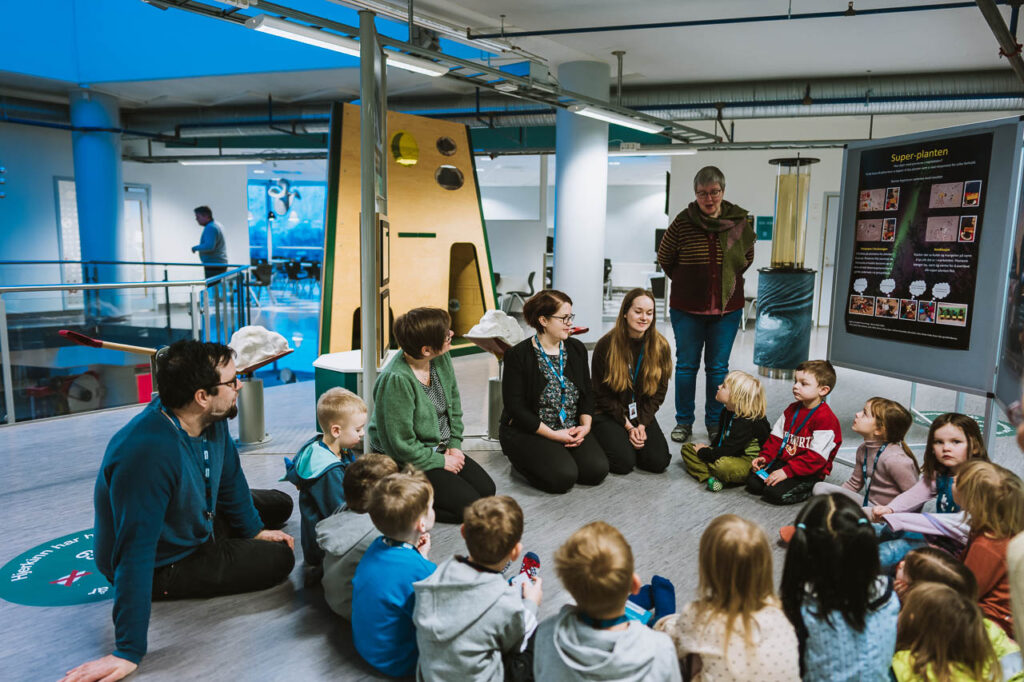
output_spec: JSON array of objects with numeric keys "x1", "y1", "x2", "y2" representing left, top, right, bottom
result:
[
  {"x1": 535, "y1": 336, "x2": 566, "y2": 402},
  {"x1": 382, "y1": 536, "x2": 417, "y2": 551},
  {"x1": 578, "y1": 612, "x2": 629, "y2": 629},
  {"x1": 861, "y1": 444, "x2": 889, "y2": 507},
  {"x1": 630, "y1": 347, "x2": 645, "y2": 403},
  {"x1": 717, "y1": 412, "x2": 733, "y2": 447},
  {"x1": 778, "y1": 403, "x2": 821, "y2": 457},
  {"x1": 936, "y1": 474, "x2": 958, "y2": 513},
  {"x1": 163, "y1": 408, "x2": 214, "y2": 522}
]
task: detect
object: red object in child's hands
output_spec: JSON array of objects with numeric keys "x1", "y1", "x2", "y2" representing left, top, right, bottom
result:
[{"x1": 509, "y1": 551, "x2": 540, "y2": 587}]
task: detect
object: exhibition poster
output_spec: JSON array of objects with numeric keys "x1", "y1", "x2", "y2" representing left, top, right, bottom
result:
[{"x1": 845, "y1": 132, "x2": 993, "y2": 350}]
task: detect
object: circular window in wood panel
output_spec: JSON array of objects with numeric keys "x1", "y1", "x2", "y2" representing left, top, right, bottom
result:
[
  {"x1": 390, "y1": 131, "x2": 419, "y2": 166},
  {"x1": 436, "y1": 136, "x2": 457, "y2": 156},
  {"x1": 435, "y1": 165, "x2": 464, "y2": 190}
]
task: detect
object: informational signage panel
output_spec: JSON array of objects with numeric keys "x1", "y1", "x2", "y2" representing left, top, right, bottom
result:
[
  {"x1": 845, "y1": 133, "x2": 992, "y2": 350},
  {"x1": 829, "y1": 116, "x2": 1023, "y2": 396}
]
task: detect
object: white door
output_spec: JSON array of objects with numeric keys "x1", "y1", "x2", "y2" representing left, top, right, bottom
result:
[{"x1": 817, "y1": 192, "x2": 841, "y2": 327}]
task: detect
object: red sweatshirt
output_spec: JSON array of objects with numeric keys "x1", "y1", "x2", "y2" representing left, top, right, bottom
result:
[{"x1": 761, "y1": 400, "x2": 843, "y2": 479}]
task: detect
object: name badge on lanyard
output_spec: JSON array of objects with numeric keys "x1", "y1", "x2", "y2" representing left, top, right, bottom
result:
[
  {"x1": 628, "y1": 347, "x2": 644, "y2": 422},
  {"x1": 537, "y1": 337, "x2": 568, "y2": 424}
]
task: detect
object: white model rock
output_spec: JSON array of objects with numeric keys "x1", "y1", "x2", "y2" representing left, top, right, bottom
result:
[
  {"x1": 466, "y1": 310, "x2": 524, "y2": 347},
  {"x1": 229, "y1": 325, "x2": 291, "y2": 371}
]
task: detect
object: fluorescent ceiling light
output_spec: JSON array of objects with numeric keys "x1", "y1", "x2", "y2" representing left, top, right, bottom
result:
[
  {"x1": 609, "y1": 148, "x2": 698, "y2": 157},
  {"x1": 245, "y1": 14, "x2": 448, "y2": 77},
  {"x1": 567, "y1": 104, "x2": 667, "y2": 134},
  {"x1": 178, "y1": 159, "x2": 263, "y2": 166}
]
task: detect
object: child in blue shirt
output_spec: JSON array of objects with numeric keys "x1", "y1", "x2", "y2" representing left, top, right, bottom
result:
[
  {"x1": 282, "y1": 387, "x2": 366, "y2": 566},
  {"x1": 352, "y1": 469, "x2": 436, "y2": 677}
]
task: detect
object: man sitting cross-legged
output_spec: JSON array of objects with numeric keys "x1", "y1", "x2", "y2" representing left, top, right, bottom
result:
[{"x1": 61, "y1": 340, "x2": 295, "y2": 682}]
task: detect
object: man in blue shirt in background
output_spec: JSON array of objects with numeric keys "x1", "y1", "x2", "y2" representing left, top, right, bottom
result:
[
  {"x1": 61, "y1": 340, "x2": 295, "y2": 682},
  {"x1": 191, "y1": 205, "x2": 228, "y2": 278}
]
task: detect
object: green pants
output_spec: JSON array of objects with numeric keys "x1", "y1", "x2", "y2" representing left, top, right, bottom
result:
[{"x1": 681, "y1": 440, "x2": 761, "y2": 484}]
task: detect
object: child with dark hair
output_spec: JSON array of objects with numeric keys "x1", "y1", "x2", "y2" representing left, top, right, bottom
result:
[
  {"x1": 316, "y1": 453, "x2": 399, "y2": 619},
  {"x1": 781, "y1": 494, "x2": 900, "y2": 681},
  {"x1": 893, "y1": 583, "x2": 1001, "y2": 682}
]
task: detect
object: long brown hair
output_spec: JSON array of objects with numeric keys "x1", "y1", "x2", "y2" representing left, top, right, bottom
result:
[
  {"x1": 601, "y1": 288, "x2": 671, "y2": 397},
  {"x1": 921, "y1": 413, "x2": 987, "y2": 483},
  {"x1": 897, "y1": 583, "x2": 999, "y2": 682},
  {"x1": 695, "y1": 515, "x2": 776, "y2": 654},
  {"x1": 956, "y1": 460, "x2": 1024, "y2": 540},
  {"x1": 866, "y1": 397, "x2": 919, "y2": 472}
]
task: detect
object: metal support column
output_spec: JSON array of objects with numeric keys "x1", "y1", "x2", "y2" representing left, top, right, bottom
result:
[
  {"x1": 190, "y1": 287, "x2": 200, "y2": 340},
  {"x1": 359, "y1": 9, "x2": 383, "y2": 448},
  {"x1": 0, "y1": 296, "x2": 15, "y2": 424},
  {"x1": 983, "y1": 395, "x2": 999, "y2": 456}
]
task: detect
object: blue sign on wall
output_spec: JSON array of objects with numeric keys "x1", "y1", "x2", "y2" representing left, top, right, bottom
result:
[{"x1": 756, "y1": 216, "x2": 774, "y2": 241}]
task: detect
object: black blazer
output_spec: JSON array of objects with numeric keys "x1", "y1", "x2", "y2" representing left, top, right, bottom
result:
[{"x1": 500, "y1": 336, "x2": 595, "y2": 433}]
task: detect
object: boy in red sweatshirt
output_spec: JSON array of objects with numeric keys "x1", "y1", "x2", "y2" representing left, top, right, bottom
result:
[{"x1": 746, "y1": 360, "x2": 842, "y2": 505}]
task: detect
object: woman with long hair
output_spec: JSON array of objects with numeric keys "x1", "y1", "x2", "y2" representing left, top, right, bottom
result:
[{"x1": 590, "y1": 288, "x2": 673, "y2": 474}]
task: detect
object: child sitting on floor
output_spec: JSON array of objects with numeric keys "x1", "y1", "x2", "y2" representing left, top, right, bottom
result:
[
  {"x1": 893, "y1": 547, "x2": 1023, "y2": 679},
  {"x1": 317, "y1": 453, "x2": 398, "y2": 619},
  {"x1": 746, "y1": 360, "x2": 843, "y2": 505},
  {"x1": 655, "y1": 514, "x2": 799, "y2": 681},
  {"x1": 534, "y1": 521, "x2": 681, "y2": 681},
  {"x1": 893, "y1": 583, "x2": 1003, "y2": 682},
  {"x1": 782, "y1": 494, "x2": 900, "y2": 682},
  {"x1": 351, "y1": 470, "x2": 436, "y2": 678},
  {"x1": 956, "y1": 460, "x2": 1024, "y2": 639},
  {"x1": 281, "y1": 387, "x2": 366, "y2": 567},
  {"x1": 681, "y1": 371, "x2": 771, "y2": 492},
  {"x1": 871, "y1": 413, "x2": 989, "y2": 569},
  {"x1": 414, "y1": 495, "x2": 543, "y2": 682}
]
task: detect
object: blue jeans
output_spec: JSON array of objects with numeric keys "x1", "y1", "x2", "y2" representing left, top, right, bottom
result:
[
  {"x1": 873, "y1": 523, "x2": 927, "y2": 570},
  {"x1": 669, "y1": 308, "x2": 742, "y2": 428}
]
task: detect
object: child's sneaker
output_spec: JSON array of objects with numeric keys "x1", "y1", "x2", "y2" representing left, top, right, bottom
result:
[
  {"x1": 706, "y1": 477, "x2": 723, "y2": 492},
  {"x1": 509, "y1": 551, "x2": 540, "y2": 588},
  {"x1": 778, "y1": 525, "x2": 796, "y2": 545}
]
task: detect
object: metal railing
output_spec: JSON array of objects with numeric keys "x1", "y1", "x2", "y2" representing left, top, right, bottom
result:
[{"x1": 0, "y1": 263, "x2": 252, "y2": 425}]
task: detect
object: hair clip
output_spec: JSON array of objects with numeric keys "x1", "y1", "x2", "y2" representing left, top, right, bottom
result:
[
  {"x1": 857, "y1": 518, "x2": 868, "y2": 525},
  {"x1": 796, "y1": 523, "x2": 806, "y2": 530}
]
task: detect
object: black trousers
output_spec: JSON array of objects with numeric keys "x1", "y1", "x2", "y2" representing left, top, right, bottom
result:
[
  {"x1": 590, "y1": 413, "x2": 671, "y2": 475},
  {"x1": 744, "y1": 460, "x2": 818, "y2": 505},
  {"x1": 204, "y1": 265, "x2": 228, "y2": 279},
  {"x1": 499, "y1": 423, "x2": 609, "y2": 494},
  {"x1": 424, "y1": 455, "x2": 496, "y2": 524},
  {"x1": 153, "y1": 489, "x2": 295, "y2": 600}
]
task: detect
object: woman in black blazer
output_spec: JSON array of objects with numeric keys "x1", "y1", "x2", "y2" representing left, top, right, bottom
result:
[{"x1": 499, "y1": 289, "x2": 609, "y2": 493}]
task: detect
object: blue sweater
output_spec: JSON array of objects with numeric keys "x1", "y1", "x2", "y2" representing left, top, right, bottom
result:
[
  {"x1": 93, "y1": 398, "x2": 263, "y2": 663},
  {"x1": 352, "y1": 536, "x2": 436, "y2": 677}
]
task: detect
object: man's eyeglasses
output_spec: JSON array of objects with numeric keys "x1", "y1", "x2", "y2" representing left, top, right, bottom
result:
[
  {"x1": 549, "y1": 314, "x2": 576, "y2": 326},
  {"x1": 696, "y1": 188, "x2": 723, "y2": 200},
  {"x1": 209, "y1": 376, "x2": 243, "y2": 391}
]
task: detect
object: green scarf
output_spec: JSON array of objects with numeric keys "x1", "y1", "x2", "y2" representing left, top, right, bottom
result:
[{"x1": 685, "y1": 199, "x2": 755, "y2": 305}]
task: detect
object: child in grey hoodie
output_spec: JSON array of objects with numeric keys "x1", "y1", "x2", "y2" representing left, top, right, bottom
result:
[
  {"x1": 413, "y1": 496, "x2": 542, "y2": 682},
  {"x1": 534, "y1": 521, "x2": 681, "y2": 682},
  {"x1": 317, "y1": 454, "x2": 398, "y2": 618}
]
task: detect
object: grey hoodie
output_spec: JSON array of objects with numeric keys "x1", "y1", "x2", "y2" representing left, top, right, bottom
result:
[
  {"x1": 316, "y1": 507, "x2": 377, "y2": 619},
  {"x1": 534, "y1": 605, "x2": 682, "y2": 682},
  {"x1": 413, "y1": 556, "x2": 538, "y2": 682}
]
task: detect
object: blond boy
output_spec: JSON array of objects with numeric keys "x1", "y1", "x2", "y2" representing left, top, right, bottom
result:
[
  {"x1": 282, "y1": 387, "x2": 368, "y2": 566},
  {"x1": 414, "y1": 496, "x2": 542, "y2": 681},
  {"x1": 351, "y1": 470, "x2": 436, "y2": 678},
  {"x1": 534, "y1": 522, "x2": 680, "y2": 681}
]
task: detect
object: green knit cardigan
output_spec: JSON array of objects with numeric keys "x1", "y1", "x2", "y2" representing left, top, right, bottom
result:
[{"x1": 367, "y1": 351, "x2": 464, "y2": 471}]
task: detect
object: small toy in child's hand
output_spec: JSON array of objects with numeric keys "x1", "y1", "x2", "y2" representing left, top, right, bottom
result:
[
  {"x1": 509, "y1": 551, "x2": 540, "y2": 588},
  {"x1": 624, "y1": 599, "x2": 653, "y2": 624},
  {"x1": 755, "y1": 467, "x2": 770, "y2": 480}
]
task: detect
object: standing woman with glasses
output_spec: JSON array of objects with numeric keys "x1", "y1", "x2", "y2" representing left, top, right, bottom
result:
[
  {"x1": 499, "y1": 289, "x2": 609, "y2": 493},
  {"x1": 368, "y1": 307, "x2": 495, "y2": 523},
  {"x1": 657, "y1": 166, "x2": 756, "y2": 445},
  {"x1": 590, "y1": 288, "x2": 673, "y2": 474}
]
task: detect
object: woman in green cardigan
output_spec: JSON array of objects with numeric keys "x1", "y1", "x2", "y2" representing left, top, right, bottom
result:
[{"x1": 368, "y1": 307, "x2": 495, "y2": 523}]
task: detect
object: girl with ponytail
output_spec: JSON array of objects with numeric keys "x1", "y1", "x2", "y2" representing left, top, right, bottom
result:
[{"x1": 781, "y1": 494, "x2": 900, "y2": 681}]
